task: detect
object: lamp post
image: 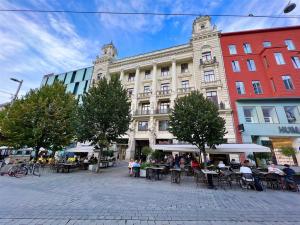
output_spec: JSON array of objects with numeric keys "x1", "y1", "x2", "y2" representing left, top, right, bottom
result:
[
  {"x1": 284, "y1": 1, "x2": 296, "y2": 14},
  {"x1": 10, "y1": 78, "x2": 23, "y2": 102}
]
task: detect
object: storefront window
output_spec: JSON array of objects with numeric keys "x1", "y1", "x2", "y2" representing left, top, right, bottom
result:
[
  {"x1": 243, "y1": 107, "x2": 258, "y2": 123},
  {"x1": 284, "y1": 106, "x2": 300, "y2": 124},
  {"x1": 261, "y1": 106, "x2": 278, "y2": 123}
]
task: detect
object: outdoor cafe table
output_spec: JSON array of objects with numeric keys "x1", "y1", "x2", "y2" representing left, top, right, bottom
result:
[
  {"x1": 57, "y1": 163, "x2": 77, "y2": 173},
  {"x1": 201, "y1": 169, "x2": 219, "y2": 189},
  {"x1": 151, "y1": 167, "x2": 165, "y2": 180}
]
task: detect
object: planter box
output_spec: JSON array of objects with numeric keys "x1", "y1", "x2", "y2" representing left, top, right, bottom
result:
[
  {"x1": 108, "y1": 162, "x2": 113, "y2": 167},
  {"x1": 140, "y1": 169, "x2": 146, "y2": 178}
]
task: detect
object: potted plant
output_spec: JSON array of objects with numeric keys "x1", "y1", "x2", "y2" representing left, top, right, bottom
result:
[
  {"x1": 140, "y1": 162, "x2": 152, "y2": 177},
  {"x1": 141, "y1": 146, "x2": 153, "y2": 162}
]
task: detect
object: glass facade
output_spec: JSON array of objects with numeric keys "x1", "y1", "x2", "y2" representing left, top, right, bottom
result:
[{"x1": 41, "y1": 66, "x2": 94, "y2": 100}]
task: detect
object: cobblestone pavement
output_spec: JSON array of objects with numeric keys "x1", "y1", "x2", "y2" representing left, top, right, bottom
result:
[{"x1": 1, "y1": 162, "x2": 300, "y2": 225}]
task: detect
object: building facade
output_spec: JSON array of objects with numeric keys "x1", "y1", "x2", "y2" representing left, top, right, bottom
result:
[
  {"x1": 41, "y1": 66, "x2": 94, "y2": 101},
  {"x1": 92, "y1": 16, "x2": 236, "y2": 160},
  {"x1": 220, "y1": 27, "x2": 300, "y2": 165}
]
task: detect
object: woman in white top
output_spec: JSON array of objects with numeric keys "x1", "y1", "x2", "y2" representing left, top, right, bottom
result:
[
  {"x1": 268, "y1": 164, "x2": 284, "y2": 175},
  {"x1": 218, "y1": 161, "x2": 226, "y2": 168}
]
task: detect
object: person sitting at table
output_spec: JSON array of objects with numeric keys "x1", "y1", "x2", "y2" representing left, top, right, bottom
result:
[
  {"x1": 230, "y1": 159, "x2": 240, "y2": 170},
  {"x1": 268, "y1": 163, "x2": 284, "y2": 175},
  {"x1": 191, "y1": 159, "x2": 199, "y2": 169},
  {"x1": 174, "y1": 154, "x2": 180, "y2": 168},
  {"x1": 217, "y1": 161, "x2": 226, "y2": 168},
  {"x1": 282, "y1": 164, "x2": 297, "y2": 191},
  {"x1": 179, "y1": 157, "x2": 185, "y2": 170},
  {"x1": 128, "y1": 159, "x2": 134, "y2": 176},
  {"x1": 240, "y1": 160, "x2": 252, "y2": 174}
]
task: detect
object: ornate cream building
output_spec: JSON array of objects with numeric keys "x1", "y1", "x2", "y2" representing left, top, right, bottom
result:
[{"x1": 92, "y1": 16, "x2": 236, "y2": 160}]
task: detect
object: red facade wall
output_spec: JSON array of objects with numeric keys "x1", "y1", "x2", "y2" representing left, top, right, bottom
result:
[{"x1": 220, "y1": 26, "x2": 300, "y2": 143}]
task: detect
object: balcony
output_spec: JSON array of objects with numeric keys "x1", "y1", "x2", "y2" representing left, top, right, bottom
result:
[
  {"x1": 155, "y1": 108, "x2": 171, "y2": 114},
  {"x1": 133, "y1": 110, "x2": 152, "y2": 116},
  {"x1": 200, "y1": 56, "x2": 218, "y2": 67},
  {"x1": 201, "y1": 79, "x2": 222, "y2": 89},
  {"x1": 177, "y1": 87, "x2": 195, "y2": 95},
  {"x1": 138, "y1": 92, "x2": 151, "y2": 99},
  {"x1": 156, "y1": 90, "x2": 172, "y2": 97}
]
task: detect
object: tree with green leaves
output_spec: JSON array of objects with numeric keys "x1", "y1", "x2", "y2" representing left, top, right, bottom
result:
[
  {"x1": 168, "y1": 91, "x2": 226, "y2": 168},
  {"x1": 0, "y1": 82, "x2": 78, "y2": 157},
  {"x1": 281, "y1": 146, "x2": 298, "y2": 166},
  {"x1": 77, "y1": 76, "x2": 131, "y2": 172}
]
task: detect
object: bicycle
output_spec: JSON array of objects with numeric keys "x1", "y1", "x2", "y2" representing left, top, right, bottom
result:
[
  {"x1": 22, "y1": 162, "x2": 41, "y2": 177},
  {"x1": 7, "y1": 164, "x2": 27, "y2": 178}
]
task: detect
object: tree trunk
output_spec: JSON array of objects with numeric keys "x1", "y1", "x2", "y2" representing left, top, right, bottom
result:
[
  {"x1": 34, "y1": 147, "x2": 40, "y2": 161},
  {"x1": 203, "y1": 150, "x2": 208, "y2": 169},
  {"x1": 96, "y1": 147, "x2": 103, "y2": 173}
]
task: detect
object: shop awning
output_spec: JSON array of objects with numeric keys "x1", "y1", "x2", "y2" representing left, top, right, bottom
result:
[
  {"x1": 153, "y1": 143, "x2": 270, "y2": 154},
  {"x1": 66, "y1": 143, "x2": 95, "y2": 153}
]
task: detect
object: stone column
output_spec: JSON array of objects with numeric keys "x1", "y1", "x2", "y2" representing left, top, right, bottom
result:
[
  {"x1": 132, "y1": 67, "x2": 140, "y2": 112},
  {"x1": 120, "y1": 69, "x2": 124, "y2": 82},
  {"x1": 171, "y1": 59, "x2": 177, "y2": 108},
  {"x1": 150, "y1": 62, "x2": 158, "y2": 112}
]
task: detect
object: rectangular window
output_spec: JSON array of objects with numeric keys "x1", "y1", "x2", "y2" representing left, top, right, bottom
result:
[
  {"x1": 291, "y1": 56, "x2": 300, "y2": 69},
  {"x1": 202, "y1": 51, "x2": 212, "y2": 61},
  {"x1": 181, "y1": 80, "x2": 189, "y2": 89},
  {"x1": 181, "y1": 63, "x2": 189, "y2": 73},
  {"x1": 141, "y1": 103, "x2": 150, "y2": 114},
  {"x1": 247, "y1": 59, "x2": 256, "y2": 71},
  {"x1": 127, "y1": 88, "x2": 133, "y2": 97},
  {"x1": 159, "y1": 101, "x2": 170, "y2": 114},
  {"x1": 128, "y1": 73, "x2": 135, "y2": 82},
  {"x1": 159, "y1": 120, "x2": 169, "y2": 131},
  {"x1": 285, "y1": 39, "x2": 295, "y2": 50},
  {"x1": 282, "y1": 75, "x2": 294, "y2": 90},
  {"x1": 263, "y1": 41, "x2": 271, "y2": 48},
  {"x1": 228, "y1": 45, "x2": 237, "y2": 55},
  {"x1": 252, "y1": 81, "x2": 263, "y2": 94},
  {"x1": 235, "y1": 81, "x2": 245, "y2": 95},
  {"x1": 145, "y1": 70, "x2": 151, "y2": 79},
  {"x1": 161, "y1": 83, "x2": 170, "y2": 91},
  {"x1": 70, "y1": 71, "x2": 76, "y2": 83},
  {"x1": 284, "y1": 106, "x2": 300, "y2": 124},
  {"x1": 161, "y1": 67, "x2": 169, "y2": 77},
  {"x1": 243, "y1": 107, "x2": 258, "y2": 123},
  {"x1": 204, "y1": 70, "x2": 215, "y2": 82},
  {"x1": 243, "y1": 43, "x2": 252, "y2": 54},
  {"x1": 138, "y1": 121, "x2": 148, "y2": 131},
  {"x1": 206, "y1": 91, "x2": 218, "y2": 105},
  {"x1": 262, "y1": 106, "x2": 278, "y2": 123},
  {"x1": 144, "y1": 85, "x2": 151, "y2": 93},
  {"x1": 231, "y1": 60, "x2": 240, "y2": 72},
  {"x1": 73, "y1": 82, "x2": 79, "y2": 95},
  {"x1": 274, "y1": 52, "x2": 285, "y2": 65}
]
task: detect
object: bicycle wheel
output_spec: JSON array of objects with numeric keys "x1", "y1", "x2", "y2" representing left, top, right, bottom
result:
[{"x1": 14, "y1": 167, "x2": 27, "y2": 178}]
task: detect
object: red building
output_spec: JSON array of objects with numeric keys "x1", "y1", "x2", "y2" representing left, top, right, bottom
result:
[{"x1": 220, "y1": 26, "x2": 300, "y2": 146}]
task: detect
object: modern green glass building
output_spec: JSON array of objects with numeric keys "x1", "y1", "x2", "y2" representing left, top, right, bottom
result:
[{"x1": 41, "y1": 66, "x2": 94, "y2": 100}]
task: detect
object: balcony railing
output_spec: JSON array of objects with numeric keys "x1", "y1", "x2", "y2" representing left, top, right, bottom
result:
[
  {"x1": 133, "y1": 110, "x2": 152, "y2": 116},
  {"x1": 177, "y1": 87, "x2": 195, "y2": 94},
  {"x1": 156, "y1": 90, "x2": 172, "y2": 97},
  {"x1": 155, "y1": 108, "x2": 171, "y2": 114},
  {"x1": 200, "y1": 56, "x2": 217, "y2": 66},
  {"x1": 138, "y1": 92, "x2": 152, "y2": 99},
  {"x1": 201, "y1": 79, "x2": 222, "y2": 88}
]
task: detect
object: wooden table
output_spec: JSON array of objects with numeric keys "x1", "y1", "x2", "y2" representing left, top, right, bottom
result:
[{"x1": 151, "y1": 167, "x2": 165, "y2": 180}]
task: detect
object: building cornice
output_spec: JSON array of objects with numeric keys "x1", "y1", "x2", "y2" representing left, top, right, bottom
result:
[
  {"x1": 191, "y1": 30, "x2": 220, "y2": 41},
  {"x1": 108, "y1": 44, "x2": 192, "y2": 69}
]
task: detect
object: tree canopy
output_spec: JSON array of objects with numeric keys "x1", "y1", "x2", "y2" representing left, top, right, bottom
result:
[
  {"x1": 0, "y1": 81, "x2": 78, "y2": 155},
  {"x1": 168, "y1": 91, "x2": 226, "y2": 166},
  {"x1": 77, "y1": 76, "x2": 131, "y2": 172}
]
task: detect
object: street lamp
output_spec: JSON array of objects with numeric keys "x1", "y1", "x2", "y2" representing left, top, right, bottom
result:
[
  {"x1": 10, "y1": 78, "x2": 23, "y2": 101},
  {"x1": 284, "y1": 1, "x2": 296, "y2": 14}
]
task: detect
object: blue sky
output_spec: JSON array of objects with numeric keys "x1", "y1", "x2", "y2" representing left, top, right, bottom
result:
[{"x1": 0, "y1": 0, "x2": 300, "y2": 103}]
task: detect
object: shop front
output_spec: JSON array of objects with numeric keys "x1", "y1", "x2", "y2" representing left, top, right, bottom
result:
[{"x1": 236, "y1": 99, "x2": 300, "y2": 165}]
